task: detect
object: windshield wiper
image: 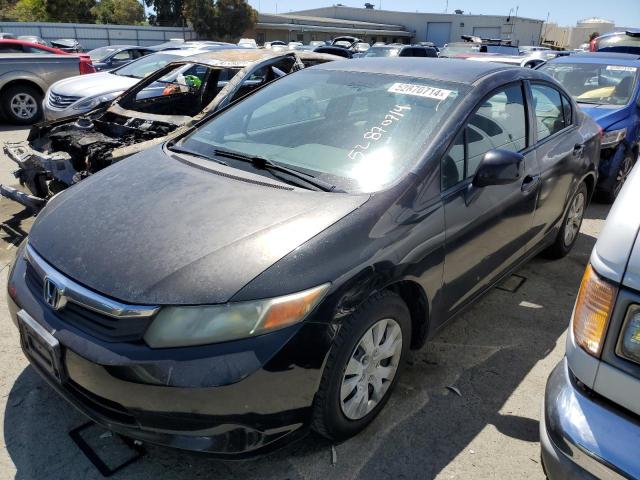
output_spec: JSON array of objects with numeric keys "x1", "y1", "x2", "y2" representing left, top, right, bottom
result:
[
  {"x1": 212, "y1": 147, "x2": 339, "y2": 192},
  {"x1": 167, "y1": 144, "x2": 228, "y2": 166},
  {"x1": 576, "y1": 100, "x2": 604, "y2": 105}
]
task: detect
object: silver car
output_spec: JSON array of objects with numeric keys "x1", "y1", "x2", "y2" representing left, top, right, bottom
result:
[
  {"x1": 43, "y1": 49, "x2": 214, "y2": 121},
  {"x1": 541, "y1": 163, "x2": 640, "y2": 478}
]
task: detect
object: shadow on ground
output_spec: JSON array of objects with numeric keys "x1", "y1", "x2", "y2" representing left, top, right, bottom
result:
[{"x1": 3, "y1": 206, "x2": 602, "y2": 479}]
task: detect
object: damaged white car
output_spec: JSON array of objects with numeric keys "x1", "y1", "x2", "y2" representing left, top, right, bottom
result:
[{"x1": 1, "y1": 49, "x2": 340, "y2": 210}]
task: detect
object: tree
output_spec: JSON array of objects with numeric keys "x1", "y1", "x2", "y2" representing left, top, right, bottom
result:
[
  {"x1": 182, "y1": 0, "x2": 257, "y2": 41},
  {"x1": 145, "y1": 0, "x2": 185, "y2": 26},
  {"x1": 9, "y1": 0, "x2": 47, "y2": 21},
  {"x1": 45, "y1": 0, "x2": 97, "y2": 22},
  {"x1": 92, "y1": 0, "x2": 145, "y2": 24}
]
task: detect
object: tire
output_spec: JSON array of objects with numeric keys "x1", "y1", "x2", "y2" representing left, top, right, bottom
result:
[
  {"x1": 598, "y1": 154, "x2": 634, "y2": 204},
  {"x1": 311, "y1": 290, "x2": 411, "y2": 440},
  {"x1": 1, "y1": 85, "x2": 42, "y2": 124},
  {"x1": 544, "y1": 183, "x2": 588, "y2": 259}
]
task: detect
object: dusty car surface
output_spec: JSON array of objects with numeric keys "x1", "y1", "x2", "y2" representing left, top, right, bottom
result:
[
  {"x1": 1, "y1": 49, "x2": 340, "y2": 210},
  {"x1": 7, "y1": 58, "x2": 600, "y2": 457},
  {"x1": 541, "y1": 164, "x2": 640, "y2": 479}
]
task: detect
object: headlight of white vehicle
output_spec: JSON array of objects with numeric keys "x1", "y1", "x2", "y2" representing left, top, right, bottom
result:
[
  {"x1": 73, "y1": 91, "x2": 124, "y2": 110},
  {"x1": 601, "y1": 128, "x2": 627, "y2": 147},
  {"x1": 144, "y1": 283, "x2": 330, "y2": 348}
]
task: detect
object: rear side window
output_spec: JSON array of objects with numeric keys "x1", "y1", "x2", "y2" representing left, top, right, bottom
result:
[
  {"x1": 531, "y1": 83, "x2": 566, "y2": 141},
  {"x1": 442, "y1": 83, "x2": 527, "y2": 189},
  {"x1": 412, "y1": 48, "x2": 428, "y2": 57}
]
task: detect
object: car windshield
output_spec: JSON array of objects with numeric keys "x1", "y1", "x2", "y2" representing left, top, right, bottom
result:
[
  {"x1": 114, "y1": 53, "x2": 181, "y2": 79},
  {"x1": 89, "y1": 46, "x2": 120, "y2": 62},
  {"x1": 440, "y1": 44, "x2": 479, "y2": 56},
  {"x1": 178, "y1": 69, "x2": 466, "y2": 193},
  {"x1": 540, "y1": 62, "x2": 638, "y2": 106},
  {"x1": 364, "y1": 47, "x2": 401, "y2": 58}
]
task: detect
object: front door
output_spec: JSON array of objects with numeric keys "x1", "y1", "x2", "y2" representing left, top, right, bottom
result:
[{"x1": 441, "y1": 82, "x2": 540, "y2": 316}]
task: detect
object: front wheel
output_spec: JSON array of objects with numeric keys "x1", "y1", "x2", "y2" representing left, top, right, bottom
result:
[
  {"x1": 311, "y1": 291, "x2": 411, "y2": 440},
  {"x1": 600, "y1": 154, "x2": 634, "y2": 204},
  {"x1": 544, "y1": 183, "x2": 588, "y2": 259}
]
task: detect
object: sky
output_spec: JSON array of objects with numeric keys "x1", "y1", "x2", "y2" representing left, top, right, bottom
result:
[{"x1": 246, "y1": 0, "x2": 640, "y2": 28}]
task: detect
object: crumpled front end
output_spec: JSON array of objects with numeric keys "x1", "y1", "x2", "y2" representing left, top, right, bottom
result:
[{"x1": 0, "y1": 112, "x2": 178, "y2": 210}]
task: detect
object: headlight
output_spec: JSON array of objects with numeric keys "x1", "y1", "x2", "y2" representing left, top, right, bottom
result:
[
  {"x1": 617, "y1": 306, "x2": 640, "y2": 364},
  {"x1": 572, "y1": 264, "x2": 617, "y2": 357},
  {"x1": 144, "y1": 283, "x2": 330, "y2": 348},
  {"x1": 73, "y1": 91, "x2": 123, "y2": 110},
  {"x1": 601, "y1": 128, "x2": 627, "y2": 147}
]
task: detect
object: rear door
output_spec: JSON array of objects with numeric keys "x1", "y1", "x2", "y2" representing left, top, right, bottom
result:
[
  {"x1": 525, "y1": 81, "x2": 584, "y2": 248},
  {"x1": 442, "y1": 82, "x2": 541, "y2": 316}
]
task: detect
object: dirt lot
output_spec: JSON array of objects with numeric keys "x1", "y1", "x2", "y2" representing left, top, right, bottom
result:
[{"x1": 0, "y1": 124, "x2": 610, "y2": 480}]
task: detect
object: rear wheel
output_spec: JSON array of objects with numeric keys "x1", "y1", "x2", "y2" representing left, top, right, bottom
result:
[
  {"x1": 1, "y1": 85, "x2": 42, "y2": 124},
  {"x1": 311, "y1": 291, "x2": 411, "y2": 440},
  {"x1": 545, "y1": 183, "x2": 587, "y2": 259}
]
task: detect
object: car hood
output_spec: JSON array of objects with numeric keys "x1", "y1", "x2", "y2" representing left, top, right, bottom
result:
[
  {"x1": 578, "y1": 104, "x2": 628, "y2": 130},
  {"x1": 49, "y1": 71, "x2": 138, "y2": 98},
  {"x1": 28, "y1": 146, "x2": 367, "y2": 305}
]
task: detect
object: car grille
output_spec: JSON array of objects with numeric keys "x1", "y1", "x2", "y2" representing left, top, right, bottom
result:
[
  {"x1": 25, "y1": 261, "x2": 154, "y2": 343},
  {"x1": 47, "y1": 91, "x2": 80, "y2": 109}
]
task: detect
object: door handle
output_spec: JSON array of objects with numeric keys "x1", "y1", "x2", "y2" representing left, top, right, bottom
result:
[{"x1": 521, "y1": 174, "x2": 541, "y2": 194}]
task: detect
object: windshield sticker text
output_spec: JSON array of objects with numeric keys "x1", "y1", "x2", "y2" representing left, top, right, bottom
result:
[
  {"x1": 348, "y1": 105, "x2": 411, "y2": 161},
  {"x1": 606, "y1": 65, "x2": 637, "y2": 72},
  {"x1": 387, "y1": 83, "x2": 452, "y2": 100}
]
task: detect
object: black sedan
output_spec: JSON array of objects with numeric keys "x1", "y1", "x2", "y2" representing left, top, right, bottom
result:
[{"x1": 7, "y1": 58, "x2": 600, "y2": 456}]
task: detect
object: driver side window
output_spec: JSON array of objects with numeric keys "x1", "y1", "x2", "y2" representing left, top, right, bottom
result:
[{"x1": 442, "y1": 83, "x2": 527, "y2": 190}]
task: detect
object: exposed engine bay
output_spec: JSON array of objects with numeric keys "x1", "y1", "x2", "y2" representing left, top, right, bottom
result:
[{"x1": 2, "y1": 110, "x2": 177, "y2": 207}]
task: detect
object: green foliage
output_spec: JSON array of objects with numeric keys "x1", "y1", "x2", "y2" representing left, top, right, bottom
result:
[
  {"x1": 182, "y1": 0, "x2": 257, "y2": 40},
  {"x1": 45, "y1": 0, "x2": 97, "y2": 22},
  {"x1": 10, "y1": 0, "x2": 47, "y2": 21},
  {"x1": 145, "y1": 0, "x2": 184, "y2": 26},
  {"x1": 92, "y1": 0, "x2": 145, "y2": 25}
]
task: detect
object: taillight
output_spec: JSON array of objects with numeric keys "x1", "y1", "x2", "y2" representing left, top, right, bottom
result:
[
  {"x1": 79, "y1": 58, "x2": 96, "y2": 75},
  {"x1": 572, "y1": 264, "x2": 617, "y2": 357}
]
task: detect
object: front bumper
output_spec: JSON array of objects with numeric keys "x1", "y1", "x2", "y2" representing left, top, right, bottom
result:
[
  {"x1": 541, "y1": 358, "x2": 640, "y2": 479},
  {"x1": 8, "y1": 253, "x2": 335, "y2": 457}
]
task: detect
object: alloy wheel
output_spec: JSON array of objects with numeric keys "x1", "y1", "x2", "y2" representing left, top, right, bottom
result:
[
  {"x1": 10, "y1": 93, "x2": 37, "y2": 120},
  {"x1": 613, "y1": 156, "x2": 633, "y2": 198},
  {"x1": 563, "y1": 191, "x2": 585, "y2": 247},
  {"x1": 340, "y1": 318, "x2": 402, "y2": 420}
]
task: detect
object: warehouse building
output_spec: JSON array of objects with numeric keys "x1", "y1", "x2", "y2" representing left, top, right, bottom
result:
[
  {"x1": 268, "y1": 5, "x2": 545, "y2": 47},
  {"x1": 245, "y1": 13, "x2": 412, "y2": 44}
]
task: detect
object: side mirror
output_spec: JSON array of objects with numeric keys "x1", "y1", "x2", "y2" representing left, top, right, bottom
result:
[{"x1": 473, "y1": 149, "x2": 524, "y2": 188}]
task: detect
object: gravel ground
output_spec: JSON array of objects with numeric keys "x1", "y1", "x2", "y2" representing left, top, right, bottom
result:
[{"x1": 0, "y1": 124, "x2": 610, "y2": 480}]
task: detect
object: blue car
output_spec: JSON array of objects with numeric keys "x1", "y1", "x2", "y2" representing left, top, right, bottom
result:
[{"x1": 539, "y1": 52, "x2": 640, "y2": 202}]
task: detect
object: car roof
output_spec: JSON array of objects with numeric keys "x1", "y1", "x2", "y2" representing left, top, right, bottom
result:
[
  {"x1": 93, "y1": 45, "x2": 139, "y2": 50},
  {"x1": 154, "y1": 48, "x2": 215, "y2": 57},
  {"x1": 548, "y1": 52, "x2": 640, "y2": 65},
  {"x1": 186, "y1": 49, "x2": 280, "y2": 66},
  {"x1": 312, "y1": 57, "x2": 515, "y2": 85}
]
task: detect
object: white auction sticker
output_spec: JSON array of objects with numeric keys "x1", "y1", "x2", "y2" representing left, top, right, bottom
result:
[
  {"x1": 606, "y1": 65, "x2": 637, "y2": 72},
  {"x1": 388, "y1": 82, "x2": 453, "y2": 100}
]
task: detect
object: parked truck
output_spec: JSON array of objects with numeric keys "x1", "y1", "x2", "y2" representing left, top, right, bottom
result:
[{"x1": 0, "y1": 53, "x2": 95, "y2": 124}]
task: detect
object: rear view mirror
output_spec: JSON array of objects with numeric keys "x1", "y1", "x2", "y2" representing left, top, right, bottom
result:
[{"x1": 473, "y1": 149, "x2": 524, "y2": 188}]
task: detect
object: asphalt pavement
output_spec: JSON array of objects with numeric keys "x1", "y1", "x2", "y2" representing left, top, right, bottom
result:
[{"x1": 0, "y1": 124, "x2": 610, "y2": 480}]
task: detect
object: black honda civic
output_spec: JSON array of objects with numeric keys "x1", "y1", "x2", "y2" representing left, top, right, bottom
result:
[{"x1": 7, "y1": 58, "x2": 600, "y2": 456}]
